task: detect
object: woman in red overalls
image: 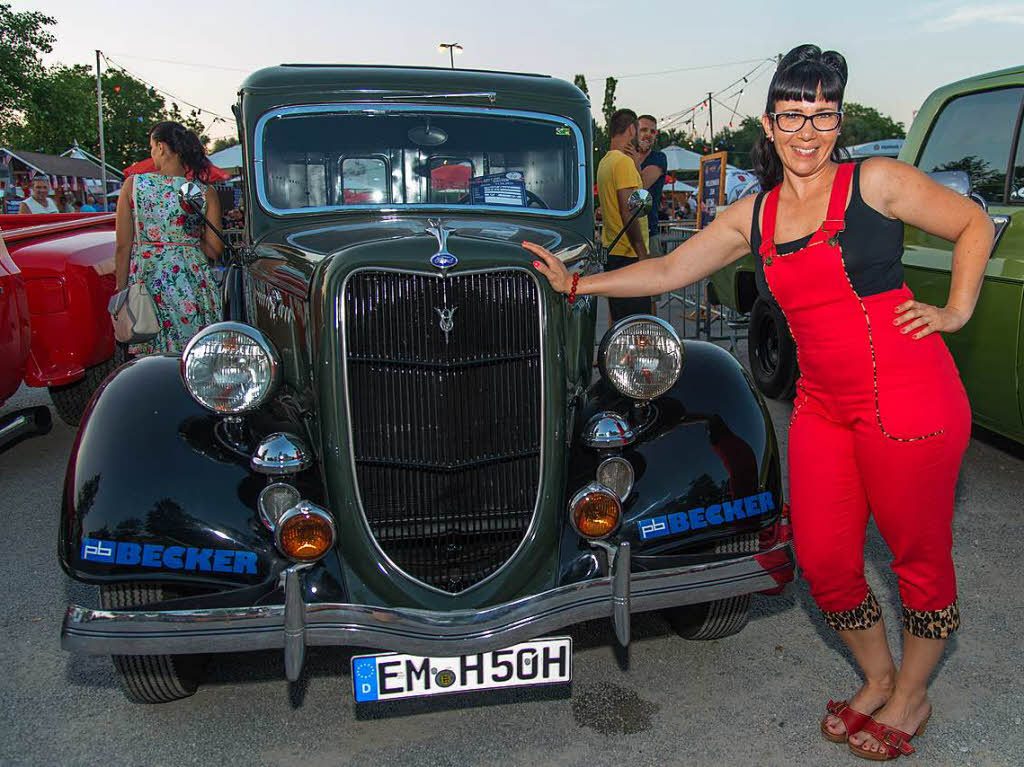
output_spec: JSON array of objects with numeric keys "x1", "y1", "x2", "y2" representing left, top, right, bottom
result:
[{"x1": 526, "y1": 45, "x2": 994, "y2": 760}]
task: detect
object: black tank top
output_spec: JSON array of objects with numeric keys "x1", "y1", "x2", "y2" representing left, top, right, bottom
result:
[{"x1": 750, "y1": 162, "x2": 904, "y2": 299}]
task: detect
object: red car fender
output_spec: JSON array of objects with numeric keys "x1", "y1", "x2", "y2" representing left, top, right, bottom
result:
[
  {"x1": 1, "y1": 215, "x2": 117, "y2": 387},
  {"x1": 0, "y1": 239, "x2": 31, "y2": 404}
]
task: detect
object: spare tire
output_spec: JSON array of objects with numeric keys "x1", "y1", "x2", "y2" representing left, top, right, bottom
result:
[{"x1": 747, "y1": 296, "x2": 797, "y2": 400}]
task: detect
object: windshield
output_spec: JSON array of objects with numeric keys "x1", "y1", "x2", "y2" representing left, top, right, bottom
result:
[{"x1": 257, "y1": 106, "x2": 584, "y2": 215}]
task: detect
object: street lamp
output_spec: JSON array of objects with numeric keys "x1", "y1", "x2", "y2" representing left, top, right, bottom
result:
[{"x1": 438, "y1": 42, "x2": 463, "y2": 69}]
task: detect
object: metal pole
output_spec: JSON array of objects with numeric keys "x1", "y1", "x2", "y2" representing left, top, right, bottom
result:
[
  {"x1": 95, "y1": 50, "x2": 107, "y2": 211},
  {"x1": 449, "y1": 48, "x2": 454, "y2": 69},
  {"x1": 708, "y1": 91, "x2": 714, "y2": 149}
]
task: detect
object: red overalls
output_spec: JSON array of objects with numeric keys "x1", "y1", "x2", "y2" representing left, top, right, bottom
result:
[{"x1": 759, "y1": 163, "x2": 970, "y2": 638}]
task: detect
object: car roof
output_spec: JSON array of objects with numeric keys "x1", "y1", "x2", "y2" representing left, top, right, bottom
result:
[{"x1": 239, "y1": 65, "x2": 588, "y2": 106}]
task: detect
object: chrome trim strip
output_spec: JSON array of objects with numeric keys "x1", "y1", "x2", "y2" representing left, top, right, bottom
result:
[
  {"x1": 252, "y1": 103, "x2": 587, "y2": 219},
  {"x1": 0, "y1": 414, "x2": 30, "y2": 443},
  {"x1": 338, "y1": 265, "x2": 547, "y2": 596},
  {"x1": 61, "y1": 541, "x2": 794, "y2": 658}
]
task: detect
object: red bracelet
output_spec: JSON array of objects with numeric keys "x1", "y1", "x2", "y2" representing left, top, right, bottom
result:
[{"x1": 568, "y1": 272, "x2": 580, "y2": 305}]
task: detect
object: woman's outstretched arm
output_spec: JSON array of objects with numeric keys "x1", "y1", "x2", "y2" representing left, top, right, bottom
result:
[{"x1": 525, "y1": 194, "x2": 757, "y2": 297}]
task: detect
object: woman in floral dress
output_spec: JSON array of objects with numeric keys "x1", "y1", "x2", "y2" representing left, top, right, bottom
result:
[{"x1": 113, "y1": 121, "x2": 223, "y2": 354}]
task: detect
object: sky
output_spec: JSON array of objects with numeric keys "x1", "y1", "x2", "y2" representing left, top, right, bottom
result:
[{"x1": 16, "y1": 0, "x2": 1024, "y2": 143}]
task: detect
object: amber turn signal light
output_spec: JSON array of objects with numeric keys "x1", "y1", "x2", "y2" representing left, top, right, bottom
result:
[
  {"x1": 570, "y1": 484, "x2": 622, "y2": 539},
  {"x1": 274, "y1": 502, "x2": 336, "y2": 562}
]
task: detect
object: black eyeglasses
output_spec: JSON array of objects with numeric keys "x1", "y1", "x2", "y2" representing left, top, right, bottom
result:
[{"x1": 769, "y1": 111, "x2": 843, "y2": 132}]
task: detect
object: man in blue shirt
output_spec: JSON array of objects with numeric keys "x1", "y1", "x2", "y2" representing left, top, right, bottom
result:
[{"x1": 637, "y1": 115, "x2": 668, "y2": 258}]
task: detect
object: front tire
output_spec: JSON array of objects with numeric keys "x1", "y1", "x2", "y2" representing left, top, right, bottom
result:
[
  {"x1": 49, "y1": 346, "x2": 126, "y2": 426},
  {"x1": 100, "y1": 583, "x2": 205, "y2": 703},
  {"x1": 747, "y1": 297, "x2": 797, "y2": 400},
  {"x1": 663, "y1": 533, "x2": 758, "y2": 640}
]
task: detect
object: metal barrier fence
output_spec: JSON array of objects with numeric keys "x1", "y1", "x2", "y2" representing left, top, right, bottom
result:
[{"x1": 596, "y1": 222, "x2": 749, "y2": 352}]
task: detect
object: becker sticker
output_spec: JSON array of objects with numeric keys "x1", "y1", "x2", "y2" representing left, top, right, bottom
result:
[
  {"x1": 80, "y1": 539, "x2": 258, "y2": 574},
  {"x1": 637, "y1": 492, "x2": 776, "y2": 541}
]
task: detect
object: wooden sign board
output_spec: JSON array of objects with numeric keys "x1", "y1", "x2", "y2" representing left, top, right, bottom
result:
[{"x1": 697, "y1": 151, "x2": 728, "y2": 230}]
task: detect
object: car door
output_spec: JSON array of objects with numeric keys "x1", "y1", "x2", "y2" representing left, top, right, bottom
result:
[{"x1": 903, "y1": 84, "x2": 1024, "y2": 439}]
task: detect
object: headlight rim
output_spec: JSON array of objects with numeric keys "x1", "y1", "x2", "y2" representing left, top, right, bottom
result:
[
  {"x1": 180, "y1": 321, "x2": 281, "y2": 415},
  {"x1": 598, "y1": 314, "x2": 683, "y2": 401}
]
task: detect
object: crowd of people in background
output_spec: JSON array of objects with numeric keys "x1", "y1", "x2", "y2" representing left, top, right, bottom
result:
[{"x1": 15, "y1": 174, "x2": 103, "y2": 214}]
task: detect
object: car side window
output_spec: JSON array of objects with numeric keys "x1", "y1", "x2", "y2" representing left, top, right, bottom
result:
[{"x1": 916, "y1": 87, "x2": 1023, "y2": 205}]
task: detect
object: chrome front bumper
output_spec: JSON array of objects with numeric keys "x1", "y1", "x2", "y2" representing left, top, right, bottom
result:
[{"x1": 63, "y1": 540, "x2": 794, "y2": 681}]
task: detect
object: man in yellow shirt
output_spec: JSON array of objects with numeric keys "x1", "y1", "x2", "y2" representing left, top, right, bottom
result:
[{"x1": 597, "y1": 109, "x2": 652, "y2": 322}]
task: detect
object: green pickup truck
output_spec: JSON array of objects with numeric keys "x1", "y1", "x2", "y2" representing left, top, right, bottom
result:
[{"x1": 708, "y1": 64, "x2": 1024, "y2": 443}]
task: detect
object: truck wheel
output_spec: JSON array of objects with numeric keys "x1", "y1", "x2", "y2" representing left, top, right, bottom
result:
[
  {"x1": 100, "y1": 583, "x2": 205, "y2": 703},
  {"x1": 747, "y1": 297, "x2": 797, "y2": 400},
  {"x1": 48, "y1": 346, "x2": 126, "y2": 426},
  {"x1": 663, "y1": 533, "x2": 758, "y2": 640}
]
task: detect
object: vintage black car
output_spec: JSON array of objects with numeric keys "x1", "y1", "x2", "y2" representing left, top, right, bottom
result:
[{"x1": 60, "y1": 65, "x2": 795, "y2": 704}]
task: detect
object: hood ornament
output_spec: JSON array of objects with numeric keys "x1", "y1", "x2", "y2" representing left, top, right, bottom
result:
[
  {"x1": 435, "y1": 305, "x2": 458, "y2": 338},
  {"x1": 426, "y1": 219, "x2": 458, "y2": 271}
]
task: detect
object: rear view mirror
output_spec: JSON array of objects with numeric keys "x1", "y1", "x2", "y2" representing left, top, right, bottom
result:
[
  {"x1": 928, "y1": 170, "x2": 987, "y2": 212},
  {"x1": 627, "y1": 188, "x2": 653, "y2": 216},
  {"x1": 178, "y1": 182, "x2": 205, "y2": 215},
  {"x1": 927, "y1": 170, "x2": 969, "y2": 196}
]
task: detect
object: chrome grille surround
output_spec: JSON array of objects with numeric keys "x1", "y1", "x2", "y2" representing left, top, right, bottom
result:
[{"x1": 340, "y1": 266, "x2": 545, "y2": 595}]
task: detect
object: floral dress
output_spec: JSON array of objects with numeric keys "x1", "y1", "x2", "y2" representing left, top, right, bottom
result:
[{"x1": 128, "y1": 173, "x2": 222, "y2": 355}]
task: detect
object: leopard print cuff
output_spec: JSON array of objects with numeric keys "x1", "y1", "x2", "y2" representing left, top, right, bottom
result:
[
  {"x1": 822, "y1": 590, "x2": 882, "y2": 632},
  {"x1": 903, "y1": 600, "x2": 960, "y2": 639}
]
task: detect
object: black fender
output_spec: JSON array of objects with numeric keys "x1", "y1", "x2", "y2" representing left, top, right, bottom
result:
[
  {"x1": 58, "y1": 355, "x2": 339, "y2": 599},
  {"x1": 570, "y1": 340, "x2": 782, "y2": 558}
]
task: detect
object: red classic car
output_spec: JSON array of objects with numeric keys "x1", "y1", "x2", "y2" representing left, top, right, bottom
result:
[{"x1": 0, "y1": 213, "x2": 120, "y2": 425}]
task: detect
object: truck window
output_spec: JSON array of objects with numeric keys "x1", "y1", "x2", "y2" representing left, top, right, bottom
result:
[
  {"x1": 916, "y1": 87, "x2": 1023, "y2": 205},
  {"x1": 341, "y1": 157, "x2": 388, "y2": 204}
]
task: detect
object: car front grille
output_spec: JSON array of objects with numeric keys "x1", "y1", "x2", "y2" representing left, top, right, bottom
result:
[{"x1": 344, "y1": 269, "x2": 542, "y2": 593}]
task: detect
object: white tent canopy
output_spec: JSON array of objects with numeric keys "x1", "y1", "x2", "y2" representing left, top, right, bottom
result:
[
  {"x1": 660, "y1": 145, "x2": 704, "y2": 172},
  {"x1": 664, "y1": 180, "x2": 697, "y2": 193},
  {"x1": 208, "y1": 144, "x2": 242, "y2": 170}
]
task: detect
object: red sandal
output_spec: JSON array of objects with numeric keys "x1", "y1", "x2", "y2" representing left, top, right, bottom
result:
[
  {"x1": 848, "y1": 708, "x2": 932, "y2": 761},
  {"x1": 820, "y1": 699, "x2": 872, "y2": 744}
]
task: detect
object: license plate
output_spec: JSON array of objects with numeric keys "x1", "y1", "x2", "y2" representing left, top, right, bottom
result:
[{"x1": 351, "y1": 637, "x2": 572, "y2": 702}]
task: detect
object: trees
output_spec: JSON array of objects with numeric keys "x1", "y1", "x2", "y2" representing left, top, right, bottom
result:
[
  {"x1": 6, "y1": 63, "x2": 212, "y2": 170},
  {"x1": 210, "y1": 137, "x2": 239, "y2": 153},
  {"x1": 0, "y1": 3, "x2": 56, "y2": 142},
  {"x1": 837, "y1": 103, "x2": 906, "y2": 146}
]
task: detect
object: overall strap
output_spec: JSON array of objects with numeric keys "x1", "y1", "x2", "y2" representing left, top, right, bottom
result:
[
  {"x1": 758, "y1": 185, "x2": 782, "y2": 258},
  {"x1": 818, "y1": 162, "x2": 855, "y2": 239}
]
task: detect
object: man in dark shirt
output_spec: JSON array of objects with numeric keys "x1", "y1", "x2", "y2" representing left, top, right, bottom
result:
[{"x1": 637, "y1": 115, "x2": 668, "y2": 258}]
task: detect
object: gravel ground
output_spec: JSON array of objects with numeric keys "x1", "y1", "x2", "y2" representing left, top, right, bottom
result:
[{"x1": 1, "y1": 328, "x2": 1022, "y2": 767}]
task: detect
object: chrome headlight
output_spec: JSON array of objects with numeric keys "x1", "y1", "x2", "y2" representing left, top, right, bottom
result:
[
  {"x1": 598, "y1": 316, "x2": 683, "y2": 400},
  {"x1": 181, "y1": 322, "x2": 280, "y2": 413}
]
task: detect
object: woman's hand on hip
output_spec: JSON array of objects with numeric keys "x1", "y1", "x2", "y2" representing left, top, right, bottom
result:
[
  {"x1": 522, "y1": 241, "x2": 572, "y2": 294},
  {"x1": 893, "y1": 300, "x2": 969, "y2": 339}
]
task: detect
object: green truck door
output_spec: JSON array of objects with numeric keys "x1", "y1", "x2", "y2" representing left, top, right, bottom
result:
[{"x1": 903, "y1": 85, "x2": 1024, "y2": 438}]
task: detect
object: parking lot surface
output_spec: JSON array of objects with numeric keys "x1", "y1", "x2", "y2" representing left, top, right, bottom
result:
[{"x1": 1, "y1": 334, "x2": 1022, "y2": 767}]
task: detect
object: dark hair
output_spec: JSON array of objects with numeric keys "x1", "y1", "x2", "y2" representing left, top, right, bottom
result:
[
  {"x1": 149, "y1": 121, "x2": 212, "y2": 183},
  {"x1": 638, "y1": 114, "x2": 657, "y2": 125},
  {"x1": 608, "y1": 108, "x2": 638, "y2": 138},
  {"x1": 752, "y1": 44, "x2": 849, "y2": 190}
]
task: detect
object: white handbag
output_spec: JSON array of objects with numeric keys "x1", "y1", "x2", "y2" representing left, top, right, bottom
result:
[{"x1": 108, "y1": 282, "x2": 159, "y2": 343}]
